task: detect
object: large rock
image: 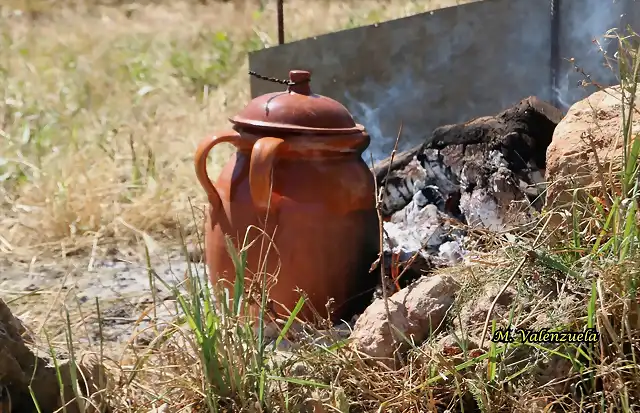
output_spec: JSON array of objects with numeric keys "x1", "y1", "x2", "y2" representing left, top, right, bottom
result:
[
  {"x1": 545, "y1": 86, "x2": 640, "y2": 220},
  {"x1": 350, "y1": 274, "x2": 459, "y2": 367},
  {"x1": 0, "y1": 298, "x2": 109, "y2": 413}
]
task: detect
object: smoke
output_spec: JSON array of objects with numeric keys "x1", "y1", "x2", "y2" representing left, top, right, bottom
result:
[
  {"x1": 553, "y1": 0, "x2": 627, "y2": 110},
  {"x1": 336, "y1": 0, "x2": 637, "y2": 163},
  {"x1": 343, "y1": 69, "x2": 429, "y2": 164},
  {"x1": 343, "y1": 89, "x2": 386, "y2": 165}
]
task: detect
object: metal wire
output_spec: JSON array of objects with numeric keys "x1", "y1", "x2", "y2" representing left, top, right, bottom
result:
[
  {"x1": 248, "y1": 70, "x2": 310, "y2": 115},
  {"x1": 248, "y1": 70, "x2": 309, "y2": 86}
]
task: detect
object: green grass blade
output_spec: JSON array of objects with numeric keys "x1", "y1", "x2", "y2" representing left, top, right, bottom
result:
[{"x1": 274, "y1": 296, "x2": 305, "y2": 349}]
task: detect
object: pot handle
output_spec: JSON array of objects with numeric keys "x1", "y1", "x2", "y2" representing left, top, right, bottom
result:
[
  {"x1": 194, "y1": 131, "x2": 241, "y2": 210},
  {"x1": 250, "y1": 137, "x2": 284, "y2": 216}
]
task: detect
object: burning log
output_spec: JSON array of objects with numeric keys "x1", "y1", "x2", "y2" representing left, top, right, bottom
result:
[{"x1": 370, "y1": 96, "x2": 564, "y2": 291}]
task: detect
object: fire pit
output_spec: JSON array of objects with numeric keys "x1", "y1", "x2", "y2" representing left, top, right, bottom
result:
[{"x1": 370, "y1": 96, "x2": 564, "y2": 291}]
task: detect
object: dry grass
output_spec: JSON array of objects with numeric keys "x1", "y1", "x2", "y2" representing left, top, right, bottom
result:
[
  {"x1": 0, "y1": 0, "x2": 474, "y2": 259},
  {"x1": 3, "y1": 1, "x2": 640, "y2": 412},
  {"x1": 7, "y1": 238, "x2": 639, "y2": 412}
]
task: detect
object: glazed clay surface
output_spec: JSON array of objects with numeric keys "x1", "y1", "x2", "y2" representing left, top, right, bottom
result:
[{"x1": 195, "y1": 70, "x2": 379, "y2": 322}]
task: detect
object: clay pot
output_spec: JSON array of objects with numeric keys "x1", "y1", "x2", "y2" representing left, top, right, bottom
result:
[{"x1": 194, "y1": 70, "x2": 379, "y2": 322}]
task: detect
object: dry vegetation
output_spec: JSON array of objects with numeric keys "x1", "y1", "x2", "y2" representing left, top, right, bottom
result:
[
  {"x1": 2, "y1": 0, "x2": 640, "y2": 412},
  {"x1": 0, "y1": 0, "x2": 473, "y2": 257}
]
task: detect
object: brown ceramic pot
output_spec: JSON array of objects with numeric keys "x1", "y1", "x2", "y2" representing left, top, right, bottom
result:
[{"x1": 194, "y1": 70, "x2": 379, "y2": 322}]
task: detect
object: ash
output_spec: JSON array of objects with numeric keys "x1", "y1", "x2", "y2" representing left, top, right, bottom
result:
[{"x1": 371, "y1": 96, "x2": 563, "y2": 291}]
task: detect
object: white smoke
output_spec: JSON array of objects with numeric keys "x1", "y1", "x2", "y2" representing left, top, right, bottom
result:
[
  {"x1": 339, "y1": 0, "x2": 637, "y2": 162},
  {"x1": 554, "y1": 0, "x2": 630, "y2": 110},
  {"x1": 343, "y1": 71, "x2": 423, "y2": 165}
]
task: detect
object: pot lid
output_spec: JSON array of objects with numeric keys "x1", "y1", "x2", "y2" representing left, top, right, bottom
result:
[{"x1": 230, "y1": 70, "x2": 363, "y2": 134}]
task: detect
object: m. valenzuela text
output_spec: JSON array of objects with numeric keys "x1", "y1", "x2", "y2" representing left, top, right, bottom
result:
[{"x1": 491, "y1": 327, "x2": 599, "y2": 344}]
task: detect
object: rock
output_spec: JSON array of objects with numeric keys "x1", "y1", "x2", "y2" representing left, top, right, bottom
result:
[
  {"x1": 350, "y1": 274, "x2": 459, "y2": 366},
  {"x1": 372, "y1": 96, "x2": 563, "y2": 281},
  {"x1": 457, "y1": 284, "x2": 519, "y2": 338},
  {"x1": 545, "y1": 85, "x2": 640, "y2": 228},
  {"x1": 0, "y1": 298, "x2": 109, "y2": 413},
  {"x1": 146, "y1": 403, "x2": 169, "y2": 413},
  {"x1": 261, "y1": 318, "x2": 354, "y2": 353},
  {"x1": 436, "y1": 332, "x2": 480, "y2": 355},
  {"x1": 420, "y1": 332, "x2": 483, "y2": 368},
  {"x1": 186, "y1": 242, "x2": 204, "y2": 264},
  {"x1": 0, "y1": 301, "x2": 31, "y2": 342}
]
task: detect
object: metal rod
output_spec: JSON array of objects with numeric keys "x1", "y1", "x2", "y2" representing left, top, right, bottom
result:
[
  {"x1": 277, "y1": 0, "x2": 285, "y2": 45},
  {"x1": 550, "y1": 0, "x2": 561, "y2": 108}
]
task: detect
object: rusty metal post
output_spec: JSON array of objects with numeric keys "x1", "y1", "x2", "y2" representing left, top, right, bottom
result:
[
  {"x1": 277, "y1": 0, "x2": 285, "y2": 45},
  {"x1": 550, "y1": 0, "x2": 561, "y2": 108}
]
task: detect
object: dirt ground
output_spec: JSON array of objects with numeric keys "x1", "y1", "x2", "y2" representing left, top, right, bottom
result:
[
  {"x1": 0, "y1": 0, "x2": 473, "y2": 351},
  {"x1": 0, "y1": 247, "x2": 203, "y2": 356}
]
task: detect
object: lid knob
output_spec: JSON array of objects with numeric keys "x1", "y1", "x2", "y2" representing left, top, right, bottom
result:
[
  {"x1": 288, "y1": 70, "x2": 311, "y2": 95},
  {"x1": 232, "y1": 69, "x2": 363, "y2": 133}
]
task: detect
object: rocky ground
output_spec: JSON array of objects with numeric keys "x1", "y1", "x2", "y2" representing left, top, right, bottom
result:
[{"x1": 2, "y1": 84, "x2": 639, "y2": 411}]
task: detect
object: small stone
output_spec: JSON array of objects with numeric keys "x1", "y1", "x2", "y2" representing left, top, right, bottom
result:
[
  {"x1": 457, "y1": 284, "x2": 519, "y2": 336},
  {"x1": 291, "y1": 361, "x2": 310, "y2": 377},
  {"x1": 350, "y1": 274, "x2": 460, "y2": 367},
  {"x1": 438, "y1": 241, "x2": 464, "y2": 265},
  {"x1": 186, "y1": 243, "x2": 203, "y2": 263},
  {"x1": 437, "y1": 332, "x2": 479, "y2": 355},
  {"x1": 147, "y1": 403, "x2": 169, "y2": 413}
]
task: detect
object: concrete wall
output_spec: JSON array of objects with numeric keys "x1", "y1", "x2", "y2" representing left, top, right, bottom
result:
[{"x1": 248, "y1": 0, "x2": 639, "y2": 163}]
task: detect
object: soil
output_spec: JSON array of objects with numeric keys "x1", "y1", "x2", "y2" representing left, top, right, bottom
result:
[{"x1": 0, "y1": 246, "x2": 204, "y2": 348}]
